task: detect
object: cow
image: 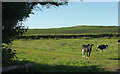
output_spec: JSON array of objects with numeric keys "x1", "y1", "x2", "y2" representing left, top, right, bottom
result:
[
  {"x1": 97, "y1": 44, "x2": 109, "y2": 52},
  {"x1": 82, "y1": 43, "x2": 94, "y2": 59}
]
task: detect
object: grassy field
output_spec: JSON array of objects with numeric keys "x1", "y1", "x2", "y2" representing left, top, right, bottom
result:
[
  {"x1": 6, "y1": 26, "x2": 119, "y2": 72},
  {"x1": 24, "y1": 26, "x2": 118, "y2": 35},
  {"x1": 10, "y1": 38, "x2": 119, "y2": 72}
]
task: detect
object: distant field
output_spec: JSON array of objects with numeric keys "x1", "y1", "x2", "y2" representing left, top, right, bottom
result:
[{"x1": 24, "y1": 26, "x2": 118, "y2": 35}]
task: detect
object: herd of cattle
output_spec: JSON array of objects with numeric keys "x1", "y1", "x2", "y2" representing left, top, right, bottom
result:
[{"x1": 81, "y1": 40, "x2": 120, "y2": 59}]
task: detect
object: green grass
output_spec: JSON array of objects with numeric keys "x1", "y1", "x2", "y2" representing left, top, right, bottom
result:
[
  {"x1": 10, "y1": 38, "x2": 119, "y2": 72},
  {"x1": 24, "y1": 26, "x2": 118, "y2": 35}
]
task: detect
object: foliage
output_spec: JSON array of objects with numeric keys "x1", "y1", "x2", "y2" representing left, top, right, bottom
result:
[
  {"x1": 2, "y1": 2, "x2": 67, "y2": 66},
  {"x1": 2, "y1": 2, "x2": 67, "y2": 44},
  {"x1": 16, "y1": 33, "x2": 119, "y2": 40},
  {"x1": 2, "y1": 44, "x2": 17, "y2": 66}
]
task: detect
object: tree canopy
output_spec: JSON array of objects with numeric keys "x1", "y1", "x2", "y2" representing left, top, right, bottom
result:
[
  {"x1": 2, "y1": 2, "x2": 67, "y2": 44},
  {"x1": 2, "y1": 1, "x2": 68, "y2": 66}
]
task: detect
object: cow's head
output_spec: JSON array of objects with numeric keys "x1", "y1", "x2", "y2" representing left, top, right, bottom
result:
[
  {"x1": 90, "y1": 43, "x2": 94, "y2": 46},
  {"x1": 106, "y1": 44, "x2": 108, "y2": 47}
]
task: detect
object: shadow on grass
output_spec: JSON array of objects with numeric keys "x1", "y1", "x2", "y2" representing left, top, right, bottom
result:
[
  {"x1": 2, "y1": 60, "x2": 119, "y2": 74},
  {"x1": 109, "y1": 58, "x2": 120, "y2": 60}
]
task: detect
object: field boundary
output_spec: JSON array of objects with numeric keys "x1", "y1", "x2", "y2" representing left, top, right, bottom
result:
[{"x1": 16, "y1": 33, "x2": 120, "y2": 39}]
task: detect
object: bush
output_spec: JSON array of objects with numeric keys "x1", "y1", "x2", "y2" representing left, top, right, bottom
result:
[{"x1": 2, "y1": 45, "x2": 17, "y2": 66}]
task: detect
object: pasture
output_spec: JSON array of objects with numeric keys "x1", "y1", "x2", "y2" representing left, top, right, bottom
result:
[
  {"x1": 24, "y1": 26, "x2": 118, "y2": 35},
  {"x1": 10, "y1": 38, "x2": 119, "y2": 72},
  {"x1": 5, "y1": 26, "x2": 119, "y2": 72}
]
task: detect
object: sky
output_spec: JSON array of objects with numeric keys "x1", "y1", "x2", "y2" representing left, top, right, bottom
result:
[{"x1": 23, "y1": 2, "x2": 118, "y2": 29}]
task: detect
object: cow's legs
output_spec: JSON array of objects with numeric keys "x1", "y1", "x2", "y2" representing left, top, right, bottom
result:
[
  {"x1": 88, "y1": 52, "x2": 91, "y2": 59},
  {"x1": 105, "y1": 47, "x2": 109, "y2": 51},
  {"x1": 107, "y1": 48, "x2": 109, "y2": 51},
  {"x1": 82, "y1": 49, "x2": 85, "y2": 58},
  {"x1": 86, "y1": 52, "x2": 90, "y2": 59},
  {"x1": 105, "y1": 49, "x2": 109, "y2": 51},
  {"x1": 100, "y1": 49, "x2": 103, "y2": 52},
  {"x1": 86, "y1": 52, "x2": 89, "y2": 59}
]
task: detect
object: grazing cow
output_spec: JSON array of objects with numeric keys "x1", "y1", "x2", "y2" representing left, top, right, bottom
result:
[
  {"x1": 97, "y1": 44, "x2": 109, "y2": 52},
  {"x1": 82, "y1": 43, "x2": 94, "y2": 59}
]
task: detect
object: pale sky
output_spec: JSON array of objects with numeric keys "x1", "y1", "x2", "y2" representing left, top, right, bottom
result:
[{"x1": 23, "y1": 2, "x2": 118, "y2": 29}]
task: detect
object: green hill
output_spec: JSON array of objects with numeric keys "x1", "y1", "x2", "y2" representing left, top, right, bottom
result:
[{"x1": 24, "y1": 26, "x2": 118, "y2": 35}]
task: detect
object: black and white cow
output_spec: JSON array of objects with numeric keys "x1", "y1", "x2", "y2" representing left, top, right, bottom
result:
[
  {"x1": 82, "y1": 43, "x2": 94, "y2": 59},
  {"x1": 97, "y1": 44, "x2": 109, "y2": 52}
]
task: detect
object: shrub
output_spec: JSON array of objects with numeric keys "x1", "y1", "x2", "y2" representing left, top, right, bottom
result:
[{"x1": 2, "y1": 45, "x2": 17, "y2": 66}]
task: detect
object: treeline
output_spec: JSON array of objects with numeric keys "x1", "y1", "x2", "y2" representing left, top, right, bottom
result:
[{"x1": 16, "y1": 33, "x2": 120, "y2": 39}]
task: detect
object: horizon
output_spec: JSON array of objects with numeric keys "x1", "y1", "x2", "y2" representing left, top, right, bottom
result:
[{"x1": 28, "y1": 25, "x2": 119, "y2": 29}]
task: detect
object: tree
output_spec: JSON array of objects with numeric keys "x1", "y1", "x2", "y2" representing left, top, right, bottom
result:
[
  {"x1": 2, "y1": 2, "x2": 68, "y2": 44},
  {"x1": 2, "y1": 2, "x2": 68, "y2": 66}
]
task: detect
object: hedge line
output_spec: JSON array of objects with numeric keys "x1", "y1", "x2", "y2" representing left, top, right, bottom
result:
[{"x1": 16, "y1": 33, "x2": 120, "y2": 39}]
